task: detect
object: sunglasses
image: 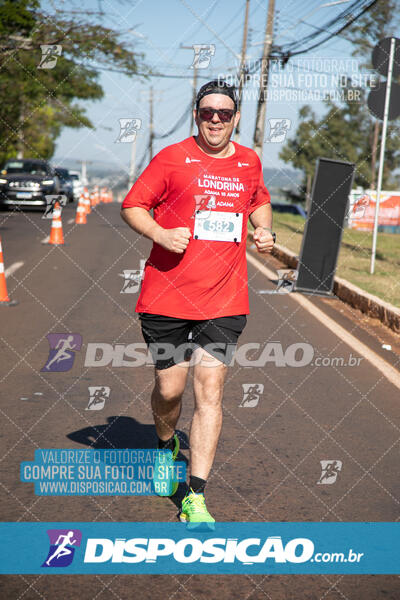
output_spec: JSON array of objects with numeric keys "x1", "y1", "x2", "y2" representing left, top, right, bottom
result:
[{"x1": 198, "y1": 107, "x2": 235, "y2": 123}]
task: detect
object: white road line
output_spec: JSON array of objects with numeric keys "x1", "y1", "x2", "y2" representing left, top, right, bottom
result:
[
  {"x1": 5, "y1": 261, "x2": 24, "y2": 278},
  {"x1": 246, "y1": 251, "x2": 400, "y2": 391},
  {"x1": 41, "y1": 236, "x2": 49, "y2": 244},
  {"x1": 67, "y1": 218, "x2": 74, "y2": 224}
]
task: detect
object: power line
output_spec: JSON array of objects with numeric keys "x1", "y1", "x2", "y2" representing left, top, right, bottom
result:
[
  {"x1": 276, "y1": 0, "x2": 327, "y2": 38},
  {"x1": 87, "y1": 64, "x2": 216, "y2": 79},
  {"x1": 242, "y1": 0, "x2": 377, "y2": 70},
  {"x1": 275, "y1": 0, "x2": 379, "y2": 57},
  {"x1": 90, "y1": 2, "x2": 378, "y2": 83},
  {"x1": 153, "y1": 102, "x2": 192, "y2": 139},
  {"x1": 179, "y1": 0, "x2": 239, "y2": 60},
  {"x1": 214, "y1": 4, "x2": 247, "y2": 43},
  {"x1": 171, "y1": 0, "x2": 219, "y2": 63},
  {"x1": 186, "y1": 0, "x2": 220, "y2": 39},
  {"x1": 279, "y1": 0, "x2": 363, "y2": 50}
]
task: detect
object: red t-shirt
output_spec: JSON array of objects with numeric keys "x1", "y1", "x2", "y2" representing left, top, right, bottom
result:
[{"x1": 122, "y1": 136, "x2": 270, "y2": 319}]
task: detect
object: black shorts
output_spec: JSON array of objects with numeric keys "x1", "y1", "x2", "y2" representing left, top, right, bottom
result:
[{"x1": 139, "y1": 313, "x2": 247, "y2": 370}]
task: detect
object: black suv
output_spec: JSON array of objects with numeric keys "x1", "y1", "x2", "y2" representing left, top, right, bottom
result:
[
  {"x1": 0, "y1": 158, "x2": 60, "y2": 209},
  {"x1": 54, "y1": 167, "x2": 74, "y2": 203}
]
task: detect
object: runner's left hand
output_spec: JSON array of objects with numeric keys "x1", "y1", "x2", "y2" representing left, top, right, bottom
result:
[{"x1": 253, "y1": 227, "x2": 274, "y2": 253}]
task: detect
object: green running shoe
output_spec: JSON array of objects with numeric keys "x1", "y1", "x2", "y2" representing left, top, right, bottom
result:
[
  {"x1": 179, "y1": 489, "x2": 215, "y2": 530},
  {"x1": 153, "y1": 434, "x2": 180, "y2": 497}
]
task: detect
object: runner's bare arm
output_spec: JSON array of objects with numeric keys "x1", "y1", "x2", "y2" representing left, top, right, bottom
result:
[
  {"x1": 249, "y1": 204, "x2": 274, "y2": 254},
  {"x1": 121, "y1": 207, "x2": 191, "y2": 254},
  {"x1": 249, "y1": 203, "x2": 272, "y2": 230}
]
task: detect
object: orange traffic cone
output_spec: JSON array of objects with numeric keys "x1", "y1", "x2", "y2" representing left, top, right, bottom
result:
[
  {"x1": 48, "y1": 201, "x2": 64, "y2": 245},
  {"x1": 83, "y1": 188, "x2": 91, "y2": 214},
  {"x1": 0, "y1": 236, "x2": 17, "y2": 306},
  {"x1": 75, "y1": 195, "x2": 87, "y2": 224}
]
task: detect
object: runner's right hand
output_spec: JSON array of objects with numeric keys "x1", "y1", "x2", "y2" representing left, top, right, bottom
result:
[{"x1": 156, "y1": 227, "x2": 191, "y2": 253}]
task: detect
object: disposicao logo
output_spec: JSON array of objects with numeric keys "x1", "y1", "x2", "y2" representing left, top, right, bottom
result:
[
  {"x1": 83, "y1": 536, "x2": 314, "y2": 564},
  {"x1": 41, "y1": 333, "x2": 82, "y2": 372},
  {"x1": 42, "y1": 529, "x2": 82, "y2": 567}
]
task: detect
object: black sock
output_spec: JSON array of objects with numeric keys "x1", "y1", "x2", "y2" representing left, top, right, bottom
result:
[
  {"x1": 157, "y1": 434, "x2": 175, "y2": 451},
  {"x1": 189, "y1": 475, "x2": 207, "y2": 494}
]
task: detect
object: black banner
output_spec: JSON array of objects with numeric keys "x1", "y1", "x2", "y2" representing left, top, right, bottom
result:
[{"x1": 295, "y1": 158, "x2": 355, "y2": 296}]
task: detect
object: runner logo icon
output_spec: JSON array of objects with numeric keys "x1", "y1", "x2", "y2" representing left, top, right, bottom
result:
[
  {"x1": 41, "y1": 333, "x2": 82, "y2": 372},
  {"x1": 192, "y1": 194, "x2": 216, "y2": 219},
  {"x1": 38, "y1": 45, "x2": 62, "y2": 69},
  {"x1": 317, "y1": 460, "x2": 342, "y2": 485},
  {"x1": 190, "y1": 44, "x2": 215, "y2": 69},
  {"x1": 42, "y1": 195, "x2": 67, "y2": 219},
  {"x1": 115, "y1": 118, "x2": 142, "y2": 143},
  {"x1": 120, "y1": 261, "x2": 145, "y2": 293},
  {"x1": 42, "y1": 529, "x2": 82, "y2": 567},
  {"x1": 86, "y1": 386, "x2": 111, "y2": 411},
  {"x1": 276, "y1": 269, "x2": 298, "y2": 294},
  {"x1": 265, "y1": 118, "x2": 291, "y2": 143},
  {"x1": 239, "y1": 383, "x2": 264, "y2": 407}
]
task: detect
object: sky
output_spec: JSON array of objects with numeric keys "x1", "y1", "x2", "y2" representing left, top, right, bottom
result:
[{"x1": 47, "y1": 0, "x2": 380, "y2": 178}]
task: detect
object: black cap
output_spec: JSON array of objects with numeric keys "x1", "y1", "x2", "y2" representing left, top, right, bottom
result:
[{"x1": 195, "y1": 79, "x2": 238, "y2": 111}]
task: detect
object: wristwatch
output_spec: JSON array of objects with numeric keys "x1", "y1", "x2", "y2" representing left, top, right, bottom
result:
[{"x1": 262, "y1": 226, "x2": 276, "y2": 243}]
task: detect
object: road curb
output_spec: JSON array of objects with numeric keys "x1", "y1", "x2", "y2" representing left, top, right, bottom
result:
[{"x1": 248, "y1": 234, "x2": 400, "y2": 333}]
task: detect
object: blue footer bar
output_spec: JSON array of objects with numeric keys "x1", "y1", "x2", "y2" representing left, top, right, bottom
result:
[{"x1": 0, "y1": 522, "x2": 398, "y2": 574}]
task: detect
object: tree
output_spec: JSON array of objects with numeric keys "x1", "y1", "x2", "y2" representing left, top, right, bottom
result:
[
  {"x1": 0, "y1": 0, "x2": 147, "y2": 163},
  {"x1": 345, "y1": 0, "x2": 399, "y2": 189},
  {"x1": 342, "y1": 0, "x2": 398, "y2": 59},
  {"x1": 279, "y1": 84, "x2": 400, "y2": 201},
  {"x1": 279, "y1": 0, "x2": 400, "y2": 199}
]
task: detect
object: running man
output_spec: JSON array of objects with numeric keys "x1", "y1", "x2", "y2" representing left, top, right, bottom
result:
[
  {"x1": 45, "y1": 335, "x2": 76, "y2": 371},
  {"x1": 87, "y1": 386, "x2": 108, "y2": 410},
  {"x1": 45, "y1": 531, "x2": 77, "y2": 565},
  {"x1": 121, "y1": 79, "x2": 275, "y2": 525}
]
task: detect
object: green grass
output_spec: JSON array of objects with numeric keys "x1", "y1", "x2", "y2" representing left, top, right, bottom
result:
[{"x1": 269, "y1": 213, "x2": 400, "y2": 308}]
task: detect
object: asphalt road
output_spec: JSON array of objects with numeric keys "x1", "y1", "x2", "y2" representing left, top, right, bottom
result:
[{"x1": 1, "y1": 202, "x2": 399, "y2": 599}]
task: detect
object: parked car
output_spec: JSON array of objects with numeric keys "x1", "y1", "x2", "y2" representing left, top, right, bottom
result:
[
  {"x1": 271, "y1": 203, "x2": 307, "y2": 218},
  {"x1": 54, "y1": 167, "x2": 74, "y2": 203},
  {"x1": 68, "y1": 170, "x2": 83, "y2": 201},
  {"x1": 0, "y1": 159, "x2": 60, "y2": 209}
]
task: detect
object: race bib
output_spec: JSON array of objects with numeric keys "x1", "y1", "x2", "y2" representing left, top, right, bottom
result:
[{"x1": 193, "y1": 210, "x2": 243, "y2": 242}]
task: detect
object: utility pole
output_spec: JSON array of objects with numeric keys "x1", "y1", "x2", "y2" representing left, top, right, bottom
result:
[
  {"x1": 128, "y1": 134, "x2": 137, "y2": 188},
  {"x1": 235, "y1": 0, "x2": 250, "y2": 143},
  {"x1": 253, "y1": 0, "x2": 275, "y2": 161},
  {"x1": 79, "y1": 160, "x2": 92, "y2": 186},
  {"x1": 149, "y1": 86, "x2": 154, "y2": 161},
  {"x1": 190, "y1": 65, "x2": 198, "y2": 136},
  {"x1": 17, "y1": 101, "x2": 25, "y2": 159},
  {"x1": 370, "y1": 37, "x2": 396, "y2": 274},
  {"x1": 370, "y1": 120, "x2": 380, "y2": 189},
  {"x1": 138, "y1": 87, "x2": 162, "y2": 171},
  {"x1": 181, "y1": 44, "x2": 198, "y2": 136},
  {"x1": 81, "y1": 160, "x2": 87, "y2": 185}
]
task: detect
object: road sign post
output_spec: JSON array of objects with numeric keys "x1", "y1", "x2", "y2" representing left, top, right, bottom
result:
[{"x1": 368, "y1": 37, "x2": 400, "y2": 274}]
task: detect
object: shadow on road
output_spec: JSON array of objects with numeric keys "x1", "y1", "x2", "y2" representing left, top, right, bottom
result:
[{"x1": 67, "y1": 416, "x2": 189, "y2": 509}]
